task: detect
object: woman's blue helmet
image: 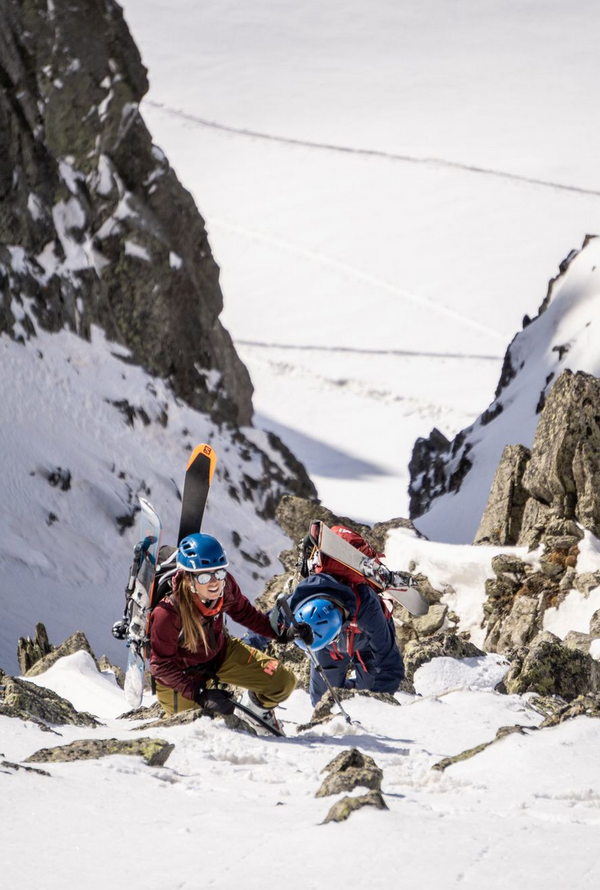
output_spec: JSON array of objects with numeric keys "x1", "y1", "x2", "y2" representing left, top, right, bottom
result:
[
  {"x1": 177, "y1": 533, "x2": 228, "y2": 572},
  {"x1": 293, "y1": 597, "x2": 343, "y2": 651}
]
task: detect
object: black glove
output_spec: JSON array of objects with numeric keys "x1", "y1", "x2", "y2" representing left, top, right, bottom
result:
[
  {"x1": 193, "y1": 686, "x2": 236, "y2": 715},
  {"x1": 279, "y1": 622, "x2": 314, "y2": 647}
]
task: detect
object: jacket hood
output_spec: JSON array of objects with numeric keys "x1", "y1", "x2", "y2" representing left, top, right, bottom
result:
[{"x1": 287, "y1": 573, "x2": 357, "y2": 617}]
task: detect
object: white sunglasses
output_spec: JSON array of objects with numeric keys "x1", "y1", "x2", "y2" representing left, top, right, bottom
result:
[{"x1": 191, "y1": 568, "x2": 227, "y2": 584}]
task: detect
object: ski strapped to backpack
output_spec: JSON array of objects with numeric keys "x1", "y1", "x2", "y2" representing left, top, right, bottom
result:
[
  {"x1": 301, "y1": 520, "x2": 430, "y2": 617},
  {"x1": 112, "y1": 444, "x2": 217, "y2": 708}
]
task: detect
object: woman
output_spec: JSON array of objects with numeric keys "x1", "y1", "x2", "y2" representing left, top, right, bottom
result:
[{"x1": 150, "y1": 532, "x2": 312, "y2": 732}]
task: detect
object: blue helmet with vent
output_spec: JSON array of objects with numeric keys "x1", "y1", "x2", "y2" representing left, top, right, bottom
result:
[
  {"x1": 293, "y1": 597, "x2": 343, "y2": 651},
  {"x1": 177, "y1": 533, "x2": 228, "y2": 573}
]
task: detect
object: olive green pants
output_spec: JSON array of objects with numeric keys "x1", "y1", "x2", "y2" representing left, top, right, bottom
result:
[{"x1": 155, "y1": 637, "x2": 296, "y2": 716}]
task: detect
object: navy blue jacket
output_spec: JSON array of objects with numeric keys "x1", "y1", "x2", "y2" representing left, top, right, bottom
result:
[{"x1": 287, "y1": 574, "x2": 404, "y2": 704}]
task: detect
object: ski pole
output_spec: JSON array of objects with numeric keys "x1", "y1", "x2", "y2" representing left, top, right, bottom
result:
[{"x1": 276, "y1": 593, "x2": 358, "y2": 726}]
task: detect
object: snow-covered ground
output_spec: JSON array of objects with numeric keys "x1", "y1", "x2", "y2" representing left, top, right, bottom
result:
[
  {"x1": 3, "y1": 651, "x2": 600, "y2": 890},
  {"x1": 2, "y1": 3, "x2": 600, "y2": 887},
  {"x1": 118, "y1": 0, "x2": 600, "y2": 523},
  {"x1": 0, "y1": 324, "x2": 290, "y2": 675}
]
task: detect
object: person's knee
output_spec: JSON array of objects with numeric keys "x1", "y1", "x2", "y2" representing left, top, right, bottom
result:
[{"x1": 280, "y1": 666, "x2": 297, "y2": 700}]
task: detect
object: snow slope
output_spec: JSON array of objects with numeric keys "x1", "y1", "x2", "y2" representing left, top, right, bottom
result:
[
  {"x1": 0, "y1": 325, "x2": 291, "y2": 675},
  {"x1": 118, "y1": 0, "x2": 600, "y2": 522},
  {"x1": 415, "y1": 237, "x2": 600, "y2": 542},
  {"x1": 3, "y1": 651, "x2": 600, "y2": 890}
]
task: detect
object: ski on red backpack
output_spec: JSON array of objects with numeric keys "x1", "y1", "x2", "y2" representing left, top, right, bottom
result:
[{"x1": 271, "y1": 520, "x2": 427, "y2": 706}]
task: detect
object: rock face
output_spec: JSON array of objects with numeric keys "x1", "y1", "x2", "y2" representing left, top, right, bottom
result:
[
  {"x1": 474, "y1": 445, "x2": 531, "y2": 546},
  {"x1": 17, "y1": 622, "x2": 52, "y2": 674},
  {"x1": 482, "y1": 522, "x2": 583, "y2": 654},
  {"x1": 0, "y1": 0, "x2": 251, "y2": 425},
  {"x1": 409, "y1": 237, "x2": 600, "y2": 542},
  {"x1": 517, "y1": 371, "x2": 600, "y2": 547}
]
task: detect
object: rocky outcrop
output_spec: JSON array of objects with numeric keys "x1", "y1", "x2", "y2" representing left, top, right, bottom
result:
[
  {"x1": 474, "y1": 445, "x2": 531, "y2": 545},
  {"x1": 409, "y1": 238, "x2": 600, "y2": 541},
  {"x1": 322, "y1": 790, "x2": 388, "y2": 824},
  {"x1": 316, "y1": 748, "x2": 383, "y2": 797},
  {"x1": 17, "y1": 623, "x2": 53, "y2": 674},
  {"x1": 531, "y1": 693, "x2": 600, "y2": 727},
  {"x1": 0, "y1": 667, "x2": 99, "y2": 727},
  {"x1": 22, "y1": 629, "x2": 99, "y2": 677},
  {"x1": 517, "y1": 371, "x2": 600, "y2": 547},
  {"x1": 481, "y1": 520, "x2": 587, "y2": 654},
  {"x1": 402, "y1": 633, "x2": 485, "y2": 682},
  {"x1": 318, "y1": 749, "x2": 387, "y2": 823},
  {"x1": 0, "y1": 0, "x2": 251, "y2": 425},
  {"x1": 274, "y1": 495, "x2": 422, "y2": 562},
  {"x1": 500, "y1": 632, "x2": 600, "y2": 700},
  {"x1": 408, "y1": 427, "x2": 452, "y2": 519},
  {"x1": 25, "y1": 737, "x2": 174, "y2": 767}
]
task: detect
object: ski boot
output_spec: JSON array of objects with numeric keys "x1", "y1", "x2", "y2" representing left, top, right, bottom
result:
[{"x1": 240, "y1": 691, "x2": 285, "y2": 736}]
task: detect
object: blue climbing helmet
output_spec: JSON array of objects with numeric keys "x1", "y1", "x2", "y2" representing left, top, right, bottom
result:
[
  {"x1": 293, "y1": 597, "x2": 344, "y2": 651},
  {"x1": 177, "y1": 533, "x2": 228, "y2": 573}
]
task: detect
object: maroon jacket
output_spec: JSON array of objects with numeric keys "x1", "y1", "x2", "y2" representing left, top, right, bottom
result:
[{"x1": 150, "y1": 573, "x2": 277, "y2": 700}]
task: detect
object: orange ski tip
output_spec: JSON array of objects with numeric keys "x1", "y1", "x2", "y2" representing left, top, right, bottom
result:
[{"x1": 187, "y1": 443, "x2": 217, "y2": 482}]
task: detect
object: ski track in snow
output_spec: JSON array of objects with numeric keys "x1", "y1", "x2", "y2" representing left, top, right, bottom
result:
[
  {"x1": 236, "y1": 339, "x2": 502, "y2": 362},
  {"x1": 244, "y1": 351, "x2": 468, "y2": 425},
  {"x1": 210, "y1": 217, "x2": 508, "y2": 345},
  {"x1": 146, "y1": 100, "x2": 600, "y2": 200}
]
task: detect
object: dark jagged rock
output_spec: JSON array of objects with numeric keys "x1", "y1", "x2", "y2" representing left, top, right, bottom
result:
[
  {"x1": 17, "y1": 623, "x2": 52, "y2": 674},
  {"x1": 474, "y1": 445, "x2": 531, "y2": 545},
  {"x1": 322, "y1": 791, "x2": 388, "y2": 824},
  {"x1": 316, "y1": 748, "x2": 383, "y2": 797},
  {"x1": 24, "y1": 630, "x2": 99, "y2": 677},
  {"x1": 0, "y1": 667, "x2": 99, "y2": 727},
  {"x1": 408, "y1": 428, "x2": 452, "y2": 519},
  {"x1": 402, "y1": 633, "x2": 485, "y2": 683},
  {"x1": 0, "y1": 0, "x2": 251, "y2": 425},
  {"x1": 25, "y1": 737, "x2": 174, "y2": 767}
]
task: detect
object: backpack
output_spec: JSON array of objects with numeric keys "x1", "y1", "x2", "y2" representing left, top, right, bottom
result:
[{"x1": 299, "y1": 524, "x2": 395, "y2": 621}]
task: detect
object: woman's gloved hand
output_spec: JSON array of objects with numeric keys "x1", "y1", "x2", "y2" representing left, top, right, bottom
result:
[
  {"x1": 193, "y1": 686, "x2": 236, "y2": 715},
  {"x1": 279, "y1": 622, "x2": 314, "y2": 647}
]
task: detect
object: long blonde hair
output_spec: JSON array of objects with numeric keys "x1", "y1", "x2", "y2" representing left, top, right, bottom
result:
[{"x1": 173, "y1": 573, "x2": 209, "y2": 653}]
